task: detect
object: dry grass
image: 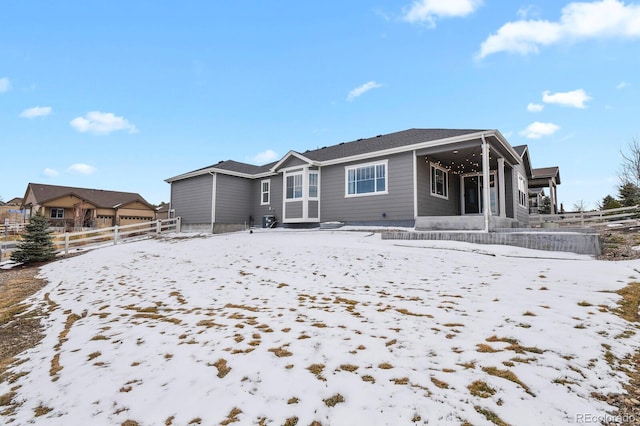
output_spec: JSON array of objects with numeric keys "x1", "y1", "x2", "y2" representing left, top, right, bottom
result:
[
  {"x1": 615, "y1": 282, "x2": 640, "y2": 322},
  {"x1": 476, "y1": 344, "x2": 501, "y2": 353},
  {"x1": 468, "y1": 381, "x2": 496, "y2": 398},
  {"x1": 482, "y1": 366, "x2": 535, "y2": 397},
  {"x1": 378, "y1": 362, "x2": 393, "y2": 369},
  {"x1": 213, "y1": 358, "x2": 232, "y2": 378},
  {"x1": 474, "y1": 406, "x2": 508, "y2": 426},
  {"x1": 323, "y1": 393, "x2": 345, "y2": 407},
  {"x1": 339, "y1": 364, "x2": 359, "y2": 372},
  {"x1": 307, "y1": 364, "x2": 326, "y2": 381},
  {"x1": 268, "y1": 345, "x2": 292, "y2": 357},
  {"x1": 430, "y1": 377, "x2": 450, "y2": 389},
  {"x1": 361, "y1": 375, "x2": 375, "y2": 383},
  {"x1": 395, "y1": 308, "x2": 433, "y2": 318},
  {"x1": 220, "y1": 407, "x2": 242, "y2": 425}
]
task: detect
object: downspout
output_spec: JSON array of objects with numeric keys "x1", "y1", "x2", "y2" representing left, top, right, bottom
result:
[
  {"x1": 209, "y1": 172, "x2": 217, "y2": 233},
  {"x1": 481, "y1": 135, "x2": 491, "y2": 233}
]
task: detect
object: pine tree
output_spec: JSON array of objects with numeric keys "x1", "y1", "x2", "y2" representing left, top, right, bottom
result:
[
  {"x1": 11, "y1": 211, "x2": 57, "y2": 264},
  {"x1": 600, "y1": 195, "x2": 622, "y2": 210},
  {"x1": 618, "y1": 182, "x2": 640, "y2": 207}
]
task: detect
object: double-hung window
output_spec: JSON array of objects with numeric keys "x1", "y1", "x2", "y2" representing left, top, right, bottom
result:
[
  {"x1": 430, "y1": 164, "x2": 448, "y2": 199},
  {"x1": 261, "y1": 179, "x2": 271, "y2": 205},
  {"x1": 517, "y1": 173, "x2": 527, "y2": 207},
  {"x1": 308, "y1": 172, "x2": 318, "y2": 198},
  {"x1": 50, "y1": 208, "x2": 64, "y2": 219},
  {"x1": 346, "y1": 161, "x2": 387, "y2": 196},
  {"x1": 286, "y1": 174, "x2": 303, "y2": 199}
]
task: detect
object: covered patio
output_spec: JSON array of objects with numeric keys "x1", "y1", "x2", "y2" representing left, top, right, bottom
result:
[{"x1": 413, "y1": 133, "x2": 528, "y2": 231}]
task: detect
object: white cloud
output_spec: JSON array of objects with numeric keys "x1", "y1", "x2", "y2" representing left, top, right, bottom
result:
[
  {"x1": 617, "y1": 81, "x2": 630, "y2": 89},
  {"x1": 347, "y1": 81, "x2": 383, "y2": 101},
  {"x1": 20, "y1": 106, "x2": 52, "y2": 119},
  {"x1": 519, "y1": 121, "x2": 560, "y2": 139},
  {"x1": 249, "y1": 149, "x2": 279, "y2": 164},
  {"x1": 478, "y1": 0, "x2": 640, "y2": 59},
  {"x1": 43, "y1": 168, "x2": 59, "y2": 177},
  {"x1": 0, "y1": 77, "x2": 10, "y2": 93},
  {"x1": 70, "y1": 111, "x2": 138, "y2": 135},
  {"x1": 542, "y1": 89, "x2": 591, "y2": 108},
  {"x1": 527, "y1": 103, "x2": 544, "y2": 112},
  {"x1": 403, "y1": 0, "x2": 482, "y2": 25},
  {"x1": 517, "y1": 5, "x2": 542, "y2": 19},
  {"x1": 67, "y1": 163, "x2": 97, "y2": 175}
]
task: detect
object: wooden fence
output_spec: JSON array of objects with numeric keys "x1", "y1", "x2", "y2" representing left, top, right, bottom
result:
[
  {"x1": 2, "y1": 218, "x2": 181, "y2": 259},
  {"x1": 530, "y1": 205, "x2": 640, "y2": 228},
  {"x1": 53, "y1": 217, "x2": 182, "y2": 255}
]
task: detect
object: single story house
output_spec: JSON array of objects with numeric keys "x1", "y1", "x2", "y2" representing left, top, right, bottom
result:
[
  {"x1": 22, "y1": 183, "x2": 156, "y2": 229},
  {"x1": 165, "y1": 128, "x2": 561, "y2": 232},
  {"x1": 0, "y1": 197, "x2": 26, "y2": 226}
]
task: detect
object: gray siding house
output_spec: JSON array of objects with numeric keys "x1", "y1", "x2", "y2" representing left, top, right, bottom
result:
[{"x1": 165, "y1": 128, "x2": 560, "y2": 232}]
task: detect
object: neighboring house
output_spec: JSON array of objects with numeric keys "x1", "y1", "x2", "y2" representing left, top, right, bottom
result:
[
  {"x1": 21, "y1": 183, "x2": 156, "y2": 229},
  {"x1": 155, "y1": 202, "x2": 173, "y2": 220},
  {"x1": 0, "y1": 197, "x2": 25, "y2": 224},
  {"x1": 165, "y1": 128, "x2": 561, "y2": 232}
]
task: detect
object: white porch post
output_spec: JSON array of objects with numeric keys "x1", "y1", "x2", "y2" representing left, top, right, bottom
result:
[
  {"x1": 497, "y1": 158, "x2": 506, "y2": 217},
  {"x1": 412, "y1": 151, "x2": 418, "y2": 220},
  {"x1": 209, "y1": 172, "x2": 217, "y2": 232},
  {"x1": 549, "y1": 178, "x2": 557, "y2": 214},
  {"x1": 481, "y1": 136, "x2": 491, "y2": 232}
]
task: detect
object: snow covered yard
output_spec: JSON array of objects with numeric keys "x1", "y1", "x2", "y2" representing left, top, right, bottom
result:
[{"x1": 1, "y1": 230, "x2": 639, "y2": 425}]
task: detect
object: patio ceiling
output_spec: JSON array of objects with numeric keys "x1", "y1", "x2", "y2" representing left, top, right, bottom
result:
[{"x1": 417, "y1": 135, "x2": 519, "y2": 175}]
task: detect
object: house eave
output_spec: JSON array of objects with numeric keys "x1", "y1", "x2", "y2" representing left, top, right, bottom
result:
[
  {"x1": 166, "y1": 167, "x2": 277, "y2": 182},
  {"x1": 319, "y1": 130, "x2": 521, "y2": 167}
]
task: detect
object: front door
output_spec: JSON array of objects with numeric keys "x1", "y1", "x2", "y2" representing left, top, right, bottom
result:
[{"x1": 462, "y1": 173, "x2": 498, "y2": 215}]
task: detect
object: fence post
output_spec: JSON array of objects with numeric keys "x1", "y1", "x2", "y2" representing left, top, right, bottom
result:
[
  {"x1": 65, "y1": 232, "x2": 70, "y2": 255},
  {"x1": 114, "y1": 226, "x2": 119, "y2": 245},
  {"x1": 581, "y1": 212, "x2": 584, "y2": 227},
  {"x1": 176, "y1": 217, "x2": 181, "y2": 233},
  {"x1": 156, "y1": 220, "x2": 161, "y2": 234}
]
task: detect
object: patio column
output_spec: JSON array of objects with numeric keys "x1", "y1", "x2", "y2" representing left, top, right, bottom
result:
[
  {"x1": 549, "y1": 178, "x2": 557, "y2": 214},
  {"x1": 497, "y1": 158, "x2": 506, "y2": 217},
  {"x1": 481, "y1": 136, "x2": 491, "y2": 232}
]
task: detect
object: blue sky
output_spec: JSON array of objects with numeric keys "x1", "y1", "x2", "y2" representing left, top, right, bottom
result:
[{"x1": 1, "y1": 0, "x2": 639, "y2": 209}]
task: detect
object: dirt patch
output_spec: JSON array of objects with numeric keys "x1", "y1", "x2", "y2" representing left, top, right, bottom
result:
[
  {"x1": 0, "y1": 265, "x2": 48, "y2": 380},
  {"x1": 597, "y1": 227, "x2": 640, "y2": 260}
]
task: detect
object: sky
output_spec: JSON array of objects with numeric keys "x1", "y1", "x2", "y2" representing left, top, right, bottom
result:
[
  {"x1": 1, "y1": 0, "x2": 639, "y2": 208},
  {"x1": 2, "y1": 231, "x2": 638, "y2": 424}
]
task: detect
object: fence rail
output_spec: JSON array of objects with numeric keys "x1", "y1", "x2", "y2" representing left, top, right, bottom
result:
[
  {"x1": 0, "y1": 222, "x2": 26, "y2": 234},
  {"x1": 2, "y1": 218, "x2": 181, "y2": 259},
  {"x1": 530, "y1": 205, "x2": 640, "y2": 228}
]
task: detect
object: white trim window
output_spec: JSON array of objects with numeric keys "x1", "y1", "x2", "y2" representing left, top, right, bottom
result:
[
  {"x1": 261, "y1": 179, "x2": 271, "y2": 205},
  {"x1": 518, "y1": 173, "x2": 527, "y2": 208},
  {"x1": 308, "y1": 172, "x2": 319, "y2": 198},
  {"x1": 50, "y1": 207, "x2": 64, "y2": 219},
  {"x1": 345, "y1": 161, "x2": 387, "y2": 197},
  {"x1": 430, "y1": 164, "x2": 448, "y2": 199},
  {"x1": 286, "y1": 173, "x2": 303, "y2": 200}
]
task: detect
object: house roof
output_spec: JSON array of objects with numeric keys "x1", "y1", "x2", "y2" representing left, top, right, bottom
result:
[
  {"x1": 532, "y1": 167, "x2": 561, "y2": 184},
  {"x1": 512, "y1": 145, "x2": 527, "y2": 157},
  {"x1": 166, "y1": 128, "x2": 497, "y2": 182},
  {"x1": 23, "y1": 183, "x2": 154, "y2": 210},
  {"x1": 299, "y1": 128, "x2": 486, "y2": 162},
  {"x1": 191, "y1": 160, "x2": 276, "y2": 176}
]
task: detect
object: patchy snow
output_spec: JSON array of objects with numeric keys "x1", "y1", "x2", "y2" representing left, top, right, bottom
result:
[{"x1": 2, "y1": 230, "x2": 639, "y2": 425}]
